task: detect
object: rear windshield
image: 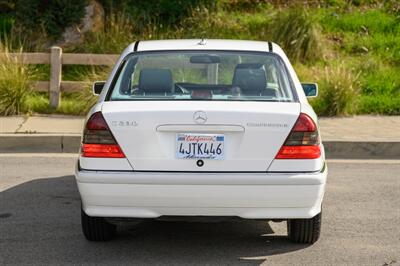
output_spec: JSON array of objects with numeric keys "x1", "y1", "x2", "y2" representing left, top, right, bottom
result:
[{"x1": 109, "y1": 51, "x2": 296, "y2": 102}]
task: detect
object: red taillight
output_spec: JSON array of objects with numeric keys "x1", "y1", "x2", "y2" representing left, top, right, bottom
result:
[
  {"x1": 82, "y1": 112, "x2": 125, "y2": 158},
  {"x1": 82, "y1": 144, "x2": 125, "y2": 158},
  {"x1": 292, "y1": 112, "x2": 317, "y2": 132},
  {"x1": 275, "y1": 146, "x2": 321, "y2": 159},
  {"x1": 86, "y1": 112, "x2": 109, "y2": 130},
  {"x1": 275, "y1": 113, "x2": 321, "y2": 159}
]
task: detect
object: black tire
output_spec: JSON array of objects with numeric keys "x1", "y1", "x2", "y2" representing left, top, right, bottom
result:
[
  {"x1": 287, "y1": 212, "x2": 321, "y2": 244},
  {"x1": 81, "y1": 208, "x2": 116, "y2": 241}
]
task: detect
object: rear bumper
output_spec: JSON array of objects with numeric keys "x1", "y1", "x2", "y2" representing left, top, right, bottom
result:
[{"x1": 75, "y1": 165, "x2": 327, "y2": 219}]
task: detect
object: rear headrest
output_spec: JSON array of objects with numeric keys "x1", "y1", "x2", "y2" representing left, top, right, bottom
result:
[
  {"x1": 235, "y1": 63, "x2": 264, "y2": 70},
  {"x1": 232, "y1": 63, "x2": 267, "y2": 95},
  {"x1": 138, "y1": 68, "x2": 173, "y2": 94}
]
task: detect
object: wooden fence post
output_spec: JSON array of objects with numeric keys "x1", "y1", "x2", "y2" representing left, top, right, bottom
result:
[{"x1": 50, "y1": 46, "x2": 62, "y2": 108}]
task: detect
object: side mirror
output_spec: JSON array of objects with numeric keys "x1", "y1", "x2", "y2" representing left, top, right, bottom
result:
[
  {"x1": 92, "y1": 81, "x2": 106, "y2": 95},
  {"x1": 301, "y1": 83, "x2": 318, "y2": 97}
]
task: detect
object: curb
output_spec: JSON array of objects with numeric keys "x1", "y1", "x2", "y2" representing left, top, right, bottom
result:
[
  {"x1": 323, "y1": 141, "x2": 400, "y2": 159},
  {"x1": 0, "y1": 134, "x2": 399, "y2": 159},
  {"x1": 0, "y1": 134, "x2": 81, "y2": 154}
]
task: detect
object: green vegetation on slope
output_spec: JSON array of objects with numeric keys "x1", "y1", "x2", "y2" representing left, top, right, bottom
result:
[{"x1": 0, "y1": 1, "x2": 399, "y2": 116}]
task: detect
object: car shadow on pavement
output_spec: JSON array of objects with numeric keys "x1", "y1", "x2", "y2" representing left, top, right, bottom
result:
[{"x1": 0, "y1": 175, "x2": 310, "y2": 265}]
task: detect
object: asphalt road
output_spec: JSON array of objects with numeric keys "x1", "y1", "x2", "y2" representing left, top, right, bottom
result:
[{"x1": 0, "y1": 155, "x2": 399, "y2": 265}]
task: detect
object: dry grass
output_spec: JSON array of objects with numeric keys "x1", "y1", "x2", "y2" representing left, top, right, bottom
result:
[
  {"x1": 75, "y1": 67, "x2": 111, "y2": 114},
  {"x1": 315, "y1": 64, "x2": 361, "y2": 116},
  {"x1": 272, "y1": 7, "x2": 323, "y2": 64},
  {"x1": 0, "y1": 44, "x2": 38, "y2": 115}
]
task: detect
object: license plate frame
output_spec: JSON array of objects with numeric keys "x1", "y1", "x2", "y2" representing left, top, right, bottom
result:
[{"x1": 176, "y1": 133, "x2": 225, "y2": 160}]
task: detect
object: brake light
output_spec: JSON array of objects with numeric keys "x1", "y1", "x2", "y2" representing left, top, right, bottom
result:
[
  {"x1": 292, "y1": 112, "x2": 317, "y2": 132},
  {"x1": 82, "y1": 144, "x2": 124, "y2": 158},
  {"x1": 82, "y1": 112, "x2": 125, "y2": 158},
  {"x1": 275, "y1": 113, "x2": 321, "y2": 159}
]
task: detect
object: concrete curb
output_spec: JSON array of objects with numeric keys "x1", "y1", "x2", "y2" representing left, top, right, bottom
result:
[
  {"x1": 323, "y1": 141, "x2": 400, "y2": 159},
  {"x1": 0, "y1": 134, "x2": 81, "y2": 154},
  {"x1": 1, "y1": 134, "x2": 399, "y2": 159}
]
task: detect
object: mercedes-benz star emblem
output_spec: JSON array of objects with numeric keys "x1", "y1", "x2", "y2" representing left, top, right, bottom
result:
[{"x1": 193, "y1": 111, "x2": 207, "y2": 124}]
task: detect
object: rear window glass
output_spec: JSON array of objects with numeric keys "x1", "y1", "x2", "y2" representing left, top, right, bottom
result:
[{"x1": 109, "y1": 51, "x2": 295, "y2": 102}]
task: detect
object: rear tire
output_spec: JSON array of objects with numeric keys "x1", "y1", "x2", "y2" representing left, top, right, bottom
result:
[
  {"x1": 81, "y1": 208, "x2": 116, "y2": 241},
  {"x1": 287, "y1": 212, "x2": 321, "y2": 244}
]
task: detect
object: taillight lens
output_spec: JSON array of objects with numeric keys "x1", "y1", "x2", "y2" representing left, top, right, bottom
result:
[
  {"x1": 82, "y1": 144, "x2": 124, "y2": 158},
  {"x1": 275, "y1": 113, "x2": 321, "y2": 159},
  {"x1": 82, "y1": 112, "x2": 125, "y2": 158}
]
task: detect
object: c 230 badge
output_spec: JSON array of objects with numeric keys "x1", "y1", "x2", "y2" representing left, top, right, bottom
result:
[{"x1": 111, "y1": 120, "x2": 138, "y2": 127}]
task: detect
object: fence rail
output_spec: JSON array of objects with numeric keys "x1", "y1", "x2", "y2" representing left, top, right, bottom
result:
[{"x1": 0, "y1": 47, "x2": 119, "y2": 108}]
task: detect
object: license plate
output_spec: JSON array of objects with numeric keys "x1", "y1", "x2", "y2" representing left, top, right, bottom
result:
[{"x1": 176, "y1": 134, "x2": 224, "y2": 159}]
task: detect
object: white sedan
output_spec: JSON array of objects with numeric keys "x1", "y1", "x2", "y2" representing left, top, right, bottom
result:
[{"x1": 75, "y1": 39, "x2": 327, "y2": 243}]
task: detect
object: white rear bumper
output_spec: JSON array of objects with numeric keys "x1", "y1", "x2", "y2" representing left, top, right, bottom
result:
[{"x1": 75, "y1": 166, "x2": 327, "y2": 219}]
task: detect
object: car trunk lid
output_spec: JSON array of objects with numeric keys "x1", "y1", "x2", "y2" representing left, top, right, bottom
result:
[{"x1": 102, "y1": 101, "x2": 300, "y2": 172}]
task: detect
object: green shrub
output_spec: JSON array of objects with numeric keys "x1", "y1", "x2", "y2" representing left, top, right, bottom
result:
[
  {"x1": 321, "y1": 9, "x2": 398, "y2": 34},
  {"x1": 28, "y1": 67, "x2": 110, "y2": 115},
  {"x1": 385, "y1": 0, "x2": 400, "y2": 15},
  {"x1": 72, "y1": 13, "x2": 134, "y2": 53},
  {"x1": 178, "y1": 7, "x2": 244, "y2": 39},
  {"x1": 75, "y1": 68, "x2": 110, "y2": 114},
  {"x1": 25, "y1": 93, "x2": 51, "y2": 114},
  {"x1": 219, "y1": 0, "x2": 272, "y2": 11},
  {"x1": 320, "y1": 9, "x2": 400, "y2": 63},
  {"x1": 271, "y1": 7, "x2": 323, "y2": 64},
  {"x1": 0, "y1": 14, "x2": 14, "y2": 36},
  {"x1": 99, "y1": 0, "x2": 216, "y2": 27},
  {"x1": 57, "y1": 94, "x2": 90, "y2": 115},
  {"x1": 358, "y1": 95, "x2": 400, "y2": 115},
  {"x1": 14, "y1": 0, "x2": 87, "y2": 39},
  {"x1": 360, "y1": 65, "x2": 400, "y2": 96},
  {"x1": 27, "y1": 91, "x2": 96, "y2": 116},
  {"x1": 362, "y1": 32, "x2": 400, "y2": 64},
  {"x1": 311, "y1": 64, "x2": 361, "y2": 116},
  {"x1": 0, "y1": 47, "x2": 38, "y2": 115},
  {"x1": 3, "y1": 2, "x2": 399, "y2": 117}
]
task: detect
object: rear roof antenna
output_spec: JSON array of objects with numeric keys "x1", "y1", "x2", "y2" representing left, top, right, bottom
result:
[{"x1": 198, "y1": 38, "x2": 207, "y2": 45}]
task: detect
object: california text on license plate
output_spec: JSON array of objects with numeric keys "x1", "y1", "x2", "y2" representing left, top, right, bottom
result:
[{"x1": 176, "y1": 134, "x2": 224, "y2": 159}]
